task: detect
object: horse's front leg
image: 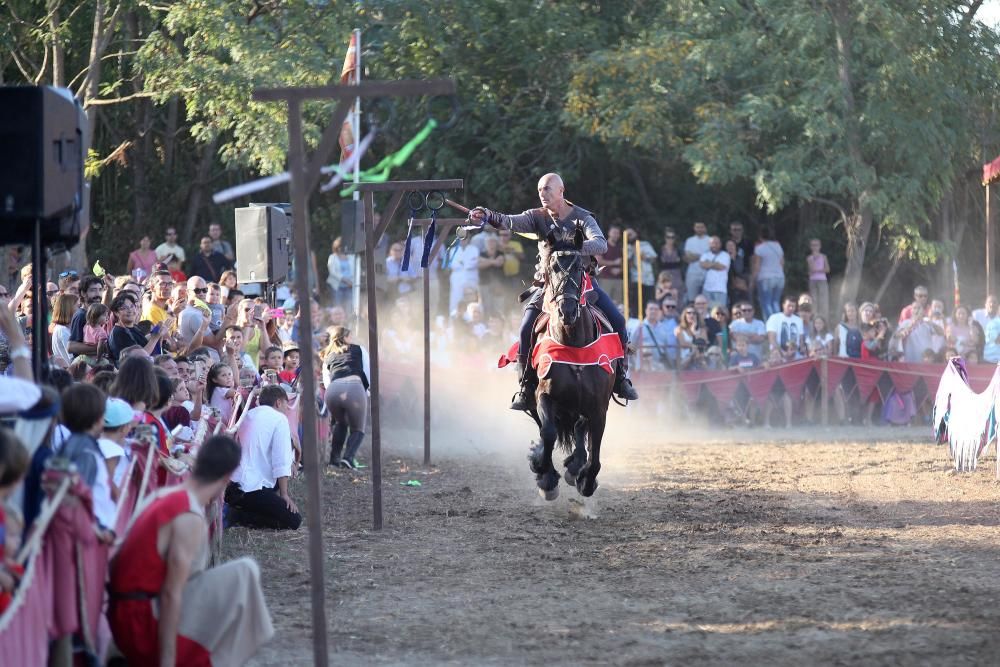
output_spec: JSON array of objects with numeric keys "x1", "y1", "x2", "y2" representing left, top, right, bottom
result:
[
  {"x1": 577, "y1": 410, "x2": 605, "y2": 497},
  {"x1": 563, "y1": 416, "x2": 588, "y2": 486},
  {"x1": 533, "y1": 392, "x2": 560, "y2": 500}
]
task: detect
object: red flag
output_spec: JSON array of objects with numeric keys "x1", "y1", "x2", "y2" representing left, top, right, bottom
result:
[{"x1": 338, "y1": 33, "x2": 358, "y2": 162}]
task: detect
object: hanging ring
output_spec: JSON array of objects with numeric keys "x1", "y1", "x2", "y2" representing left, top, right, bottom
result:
[
  {"x1": 425, "y1": 190, "x2": 446, "y2": 211},
  {"x1": 406, "y1": 190, "x2": 426, "y2": 213},
  {"x1": 427, "y1": 95, "x2": 460, "y2": 130}
]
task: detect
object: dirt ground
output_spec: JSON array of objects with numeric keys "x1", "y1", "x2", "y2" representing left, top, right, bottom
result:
[{"x1": 226, "y1": 410, "x2": 1000, "y2": 666}]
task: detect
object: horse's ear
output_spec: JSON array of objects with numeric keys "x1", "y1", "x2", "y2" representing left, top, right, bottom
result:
[{"x1": 574, "y1": 226, "x2": 584, "y2": 250}]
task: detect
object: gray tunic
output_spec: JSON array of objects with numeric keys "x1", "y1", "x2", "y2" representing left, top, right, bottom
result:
[{"x1": 485, "y1": 204, "x2": 608, "y2": 282}]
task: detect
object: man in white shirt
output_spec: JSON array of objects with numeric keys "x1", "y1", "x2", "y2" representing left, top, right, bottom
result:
[
  {"x1": 447, "y1": 235, "x2": 480, "y2": 315},
  {"x1": 766, "y1": 297, "x2": 806, "y2": 362},
  {"x1": 699, "y1": 236, "x2": 731, "y2": 309},
  {"x1": 154, "y1": 227, "x2": 186, "y2": 266},
  {"x1": 226, "y1": 385, "x2": 301, "y2": 530},
  {"x1": 729, "y1": 301, "x2": 768, "y2": 359},
  {"x1": 683, "y1": 221, "x2": 711, "y2": 303},
  {"x1": 972, "y1": 294, "x2": 997, "y2": 332}
]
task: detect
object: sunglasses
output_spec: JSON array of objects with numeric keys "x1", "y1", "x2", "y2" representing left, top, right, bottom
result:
[
  {"x1": 192, "y1": 287, "x2": 208, "y2": 294},
  {"x1": 663, "y1": 304, "x2": 677, "y2": 309},
  {"x1": 46, "y1": 290, "x2": 60, "y2": 296},
  {"x1": 58, "y1": 270, "x2": 78, "y2": 279},
  {"x1": 0, "y1": 291, "x2": 8, "y2": 298}
]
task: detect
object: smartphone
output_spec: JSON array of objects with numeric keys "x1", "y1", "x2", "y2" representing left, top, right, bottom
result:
[
  {"x1": 208, "y1": 303, "x2": 225, "y2": 331},
  {"x1": 253, "y1": 304, "x2": 264, "y2": 319}
]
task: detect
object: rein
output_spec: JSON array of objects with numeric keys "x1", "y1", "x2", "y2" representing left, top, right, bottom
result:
[{"x1": 545, "y1": 252, "x2": 583, "y2": 305}]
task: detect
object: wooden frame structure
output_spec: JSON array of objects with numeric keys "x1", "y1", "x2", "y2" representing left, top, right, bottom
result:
[
  {"x1": 356, "y1": 180, "x2": 465, "y2": 529},
  {"x1": 251, "y1": 78, "x2": 455, "y2": 667}
]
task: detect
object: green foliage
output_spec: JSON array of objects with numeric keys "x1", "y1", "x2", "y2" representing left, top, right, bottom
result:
[{"x1": 564, "y1": 0, "x2": 1000, "y2": 266}]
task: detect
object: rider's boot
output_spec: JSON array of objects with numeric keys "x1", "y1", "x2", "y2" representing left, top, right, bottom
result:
[
  {"x1": 614, "y1": 356, "x2": 640, "y2": 401},
  {"x1": 510, "y1": 354, "x2": 536, "y2": 411}
]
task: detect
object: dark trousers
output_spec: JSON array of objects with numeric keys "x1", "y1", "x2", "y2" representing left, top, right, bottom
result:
[{"x1": 225, "y1": 482, "x2": 301, "y2": 530}]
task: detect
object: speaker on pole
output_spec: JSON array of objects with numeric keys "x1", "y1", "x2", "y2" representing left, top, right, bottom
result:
[
  {"x1": 0, "y1": 85, "x2": 85, "y2": 247},
  {"x1": 235, "y1": 204, "x2": 291, "y2": 283}
]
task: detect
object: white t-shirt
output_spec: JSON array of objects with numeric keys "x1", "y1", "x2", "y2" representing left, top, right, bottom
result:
[
  {"x1": 98, "y1": 437, "x2": 130, "y2": 488},
  {"x1": 766, "y1": 312, "x2": 804, "y2": 352},
  {"x1": 684, "y1": 235, "x2": 711, "y2": 272},
  {"x1": 51, "y1": 324, "x2": 72, "y2": 365},
  {"x1": 449, "y1": 243, "x2": 480, "y2": 277},
  {"x1": 699, "y1": 250, "x2": 731, "y2": 293},
  {"x1": 754, "y1": 241, "x2": 785, "y2": 280}
]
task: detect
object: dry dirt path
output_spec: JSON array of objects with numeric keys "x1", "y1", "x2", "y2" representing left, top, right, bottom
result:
[{"x1": 229, "y1": 424, "x2": 1000, "y2": 666}]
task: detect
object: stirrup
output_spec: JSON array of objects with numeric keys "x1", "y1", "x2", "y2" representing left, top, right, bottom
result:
[
  {"x1": 614, "y1": 376, "x2": 639, "y2": 401},
  {"x1": 510, "y1": 388, "x2": 533, "y2": 411}
]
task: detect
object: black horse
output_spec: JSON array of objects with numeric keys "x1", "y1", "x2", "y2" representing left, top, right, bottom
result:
[{"x1": 527, "y1": 228, "x2": 615, "y2": 500}]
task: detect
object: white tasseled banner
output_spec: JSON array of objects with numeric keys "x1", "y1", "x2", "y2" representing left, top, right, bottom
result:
[{"x1": 933, "y1": 358, "x2": 1000, "y2": 471}]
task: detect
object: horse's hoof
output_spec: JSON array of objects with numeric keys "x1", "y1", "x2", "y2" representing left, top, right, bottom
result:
[
  {"x1": 529, "y1": 457, "x2": 545, "y2": 475},
  {"x1": 539, "y1": 486, "x2": 559, "y2": 501},
  {"x1": 537, "y1": 470, "x2": 559, "y2": 493},
  {"x1": 577, "y1": 477, "x2": 599, "y2": 497},
  {"x1": 563, "y1": 468, "x2": 578, "y2": 486}
]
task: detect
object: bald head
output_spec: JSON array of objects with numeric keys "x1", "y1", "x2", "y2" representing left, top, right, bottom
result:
[{"x1": 537, "y1": 173, "x2": 567, "y2": 213}]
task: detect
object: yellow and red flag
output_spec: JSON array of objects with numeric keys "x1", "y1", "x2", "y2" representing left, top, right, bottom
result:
[{"x1": 338, "y1": 33, "x2": 358, "y2": 162}]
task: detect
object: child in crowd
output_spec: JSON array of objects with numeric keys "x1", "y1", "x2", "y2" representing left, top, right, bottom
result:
[
  {"x1": 98, "y1": 397, "x2": 134, "y2": 502},
  {"x1": 84, "y1": 303, "x2": 110, "y2": 347},
  {"x1": 207, "y1": 363, "x2": 238, "y2": 425},
  {"x1": 807, "y1": 315, "x2": 835, "y2": 358},
  {"x1": 57, "y1": 384, "x2": 116, "y2": 539},
  {"x1": 0, "y1": 428, "x2": 30, "y2": 613},
  {"x1": 728, "y1": 335, "x2": 761, "y2": 370},
  {"x1": 806, "y1": 238, "x2": 830, "y2": 318},
  {"x1": 261, "y1": 346, "x2": 284, "y2": 375},
  {"x1": 280, "y1": 344, "x2": 300, "y2": 385}
]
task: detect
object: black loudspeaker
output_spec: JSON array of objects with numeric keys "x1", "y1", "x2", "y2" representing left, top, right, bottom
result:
[
  {"x1": 234, "y1": 204, "x2": 291, "y2": 283},
  {"x1": 341, "y1": 200, "x2": 364, "y2": 253},
  {"x1": 0, "y1": 86, "x2": 85, "y2": 246}
]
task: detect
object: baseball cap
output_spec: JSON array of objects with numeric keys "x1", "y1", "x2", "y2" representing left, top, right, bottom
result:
[{"x1": 104, "y1": 397, "x2": 135, "y2": 428}]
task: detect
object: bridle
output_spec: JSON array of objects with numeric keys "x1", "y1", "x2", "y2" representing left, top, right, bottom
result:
[{"x1": 545, "y1": 251, "x2": 584, "y2": 308}]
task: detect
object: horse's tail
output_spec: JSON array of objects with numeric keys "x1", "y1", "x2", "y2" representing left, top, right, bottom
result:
[{"x1": 556, "y1": 414, "x2": 575, "y2": 453}]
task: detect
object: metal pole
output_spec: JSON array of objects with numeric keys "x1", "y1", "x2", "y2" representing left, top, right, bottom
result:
[
  {"x1": 363, "y1": 191, "x2": 384, "y2": 530},
  {"x1": 635, "y1": 238, "x2": 644, "y2": 316},
  {"x1": 31, "y1": 220, "x2": 48, "y2": 381},
  {"x1": 286, "y1": 99, "x2": 329, "y2": 667},
  {"x1": 622, "y1": 230, "x2": 630, "y2": 322},
  {"x1": 423, "y1": 264, "x2": 431, "y2": 466}
]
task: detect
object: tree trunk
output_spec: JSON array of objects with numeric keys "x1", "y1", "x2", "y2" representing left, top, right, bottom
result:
[
  {"x1": 838, "y1": 204, "x2": 873, "y2": 307},
  {"x1": 47, "y1": 0, "x2": 65, "y2": 87},
  {"x1": 181, "y1": 138, "x2": 218, "y2": 248},
  {"x1": 830, "y1": 2, "x2": 874, "y2": 308},
  {"x1": 624, "y1": 159, "x2": 658, "y2": 221}
]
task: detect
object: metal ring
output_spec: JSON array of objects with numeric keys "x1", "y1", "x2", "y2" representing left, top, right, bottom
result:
[
  {"x1": 425, "y1": 190, "x2": 446, "y2": 211},
  {"x1": 365, "y1": 97, "x2": 397, "y2": 133},
  {"x1": 406, "y1": 191, "x2": 425, "y2": 212},
  {"x1": 427, "y1": 95, "x2": 460, "y2": 130}
]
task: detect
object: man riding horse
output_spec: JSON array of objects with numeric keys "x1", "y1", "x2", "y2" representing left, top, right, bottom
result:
[{"x1": 470, "y1": 173, "x2": 639, "y2": 409}]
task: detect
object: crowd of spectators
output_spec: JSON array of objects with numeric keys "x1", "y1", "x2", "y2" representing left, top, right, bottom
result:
[{"x1": 0, "y1": 222, "x2": 371, "y2": 662}]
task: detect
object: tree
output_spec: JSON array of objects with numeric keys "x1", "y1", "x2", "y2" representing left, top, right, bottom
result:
[{"x1": 564, "y1": 0, "x2": 1000, "y2": 305}]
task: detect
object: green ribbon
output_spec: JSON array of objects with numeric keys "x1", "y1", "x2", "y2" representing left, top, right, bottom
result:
[{"x1": 337, "y1": 118, "x2": 439, "y2": 196}]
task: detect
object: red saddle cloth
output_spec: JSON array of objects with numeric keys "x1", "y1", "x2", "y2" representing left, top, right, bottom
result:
[{"x1": 498, "y1": 311, "x2": 624, "y2": 379}]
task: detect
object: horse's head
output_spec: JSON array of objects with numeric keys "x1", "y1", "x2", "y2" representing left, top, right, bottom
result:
[{"x1": 544, "y1": 248, "x2": 585, "y2": 326}]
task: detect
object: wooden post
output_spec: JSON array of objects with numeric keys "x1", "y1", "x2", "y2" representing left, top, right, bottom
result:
[
  {"x1": 987, "y1": 184, "x2": 993, "y2": 295},
  {"x1": 286, "y1": 99, "x2": 329, "y2": 667},
  {"x1": 363, "y1": 191, "x2": 384, "y2": 530},
  {"x1": 635, "y1": 238, "x2": 644, "y2": 316},
  {"x1": 820, "y1": 356, "x2": 829, "y2": 427},
  {"x1": 622, "y1": 230, "x2": 630, "y2": 321}
]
